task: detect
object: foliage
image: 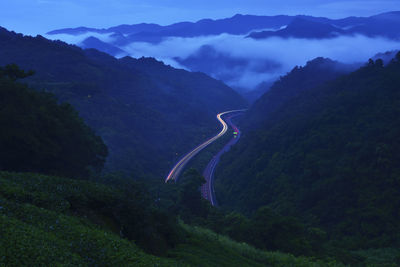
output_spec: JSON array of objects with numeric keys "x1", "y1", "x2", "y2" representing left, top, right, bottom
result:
[
  {"x1": 151, "y1": 169, "x2": 339, "y2": 261},
  {"x1": 0, "y1": 63, "x2": 34, "y2": 81},
  {"x1": 215, "y1": 53, "x2": 400, "y2": 257},
  {"x1": 153, "y1": 169, "x2": 211, "y2": 224},
  {"x1": 0, "y1": 171, "x2": 178, "y2": 266},
  {"x1": 0, "y1": 65, "x2": 107, "y2": 178},
  {"x1": 169, "y1": 222, "x2": 343, "y2": 267},
  {"x1": 0, "y1": 171, "x2": 182, "y2": 255},
  {"x1": 244, "y1": 57, "x2": 356, "y2": 129},
  {"x1": 0, "y1": 171, "x2": 332, "y2": 266}
]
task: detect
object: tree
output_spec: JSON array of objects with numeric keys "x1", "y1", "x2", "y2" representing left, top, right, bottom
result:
[
  {"x1": 368, "y1": 58, "x2": 374, "y2": 65},
  {"x1": 375, "y1": 59, "x2": 384, "y2": 67},
  {"x1": 0, "y1": 64, "x2": 34, "y2": 81},
  {"x1": 178, "y1": 169, "x2": 208, "y2": 220}
]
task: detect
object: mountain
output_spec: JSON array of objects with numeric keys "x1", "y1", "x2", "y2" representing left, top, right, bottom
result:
[
  {"x1": 248, "y1": 18, "x2": 345, "y2": 39},
  {"x1": 249, "y1": 11, "x2": 400, "y2": 40},
  {"x1": 372, "y1": 49, "x2": 400, "y2": 64},
  {"x1": 243, "y1": 57, "x2": 359, "y2": 128},
  {"x1": 0, "y1": 27, "x2": 246, "y2": 177},
  {"x1": 347, "y1": 11, "x2": 400, "y2": 39},
  {"x1": 175, "y1": 44, "x2": 281, "y2": 90},
  {"x1": 237, "y1": 81, "x2": 274, "y2": 104},
  {"x1": 80, "y1": 36, "x2": 126, "y2": 56},
  {"x1": 175, "y1": 45, "x2": 250, "y2": 81},
  {"x1": 48, "y1": 12, "x2": 400, "y2": 43},
  {"x1": 215, "y1": 53, "x2": 400, "y2": 251},
  {"x1": 48, "y1": 14, "x2": 294, "y2": 40}
]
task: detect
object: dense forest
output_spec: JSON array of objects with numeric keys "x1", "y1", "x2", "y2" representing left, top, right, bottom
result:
[
  {"x1": 243, "y1": 57, "x2": 359, "y2": 129},
  {"x1": 0, "y1": 64, "x2": 335, "y2": 266},
  {"x1": 0, "y1": 64, "x2": 107, "y2": 178},
  {"x1": 215, "y1": 52, "x2": 400, "y2": 263},
  {"x1": 0, "y1": 27, "x2": 246, "y2": 177}
]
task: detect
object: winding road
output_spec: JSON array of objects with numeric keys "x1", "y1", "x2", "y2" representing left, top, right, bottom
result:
[
  {"x1": 201, "y1": 112, "x2": 243, "y2": 206},
  {"x1": 165, "y1": 109, "x2": 245, "y2": 183}
]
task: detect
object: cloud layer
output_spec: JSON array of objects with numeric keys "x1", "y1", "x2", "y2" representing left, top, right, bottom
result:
[
  {"x1": 119, "y1": 34, "x2": 400, "y2": 89},
  {"x1": 47, "y1": 31, "x2": 400, "y2": 90},
  {"x1": 46, "y1": 32, "x2": 115, "y2": 45}
]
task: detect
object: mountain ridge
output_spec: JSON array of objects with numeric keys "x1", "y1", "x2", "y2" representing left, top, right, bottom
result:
[{"x1": 48, "y1": 11, "x2": 400, "y2": 41}]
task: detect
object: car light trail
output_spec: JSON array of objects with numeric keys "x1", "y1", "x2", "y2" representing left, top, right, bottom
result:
[{"x1": 165, "y1": 109, "x2": 246, "y2": 183}]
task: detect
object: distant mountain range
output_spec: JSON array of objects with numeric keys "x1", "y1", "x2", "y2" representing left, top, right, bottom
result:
[
  {"x1": 249, "y1": 12, "x2": 400, "y2": 39},
  {"x1": 47, "y1": 14, "x2": 294, "y2": 42},
  {"x1": 248, "y1": 17, "x2": 345, "y2": 39},
  {"x1": 49, "y1": 11, "x2": 400, "y2": 43}
]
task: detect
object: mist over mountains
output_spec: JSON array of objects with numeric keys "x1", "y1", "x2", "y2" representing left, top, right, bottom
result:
[
  {"x1": 47, "y1": 12, "x2": 400, "y2": 94},
  {"x1": 0, "y1": 27, "x2": 245, "y2": 176}
]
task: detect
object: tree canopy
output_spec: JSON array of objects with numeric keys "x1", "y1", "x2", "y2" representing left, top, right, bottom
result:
[
  {"x1": 0, "y1": 64, "x2": 108, "y2": 178},
  {"x1": 216, "y1": 53, "x2": 400, "y2": 251}
]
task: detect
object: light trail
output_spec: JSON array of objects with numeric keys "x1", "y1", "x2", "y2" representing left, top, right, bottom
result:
[
  {"x1": 165, "y1": 109, "x2": 246, "y2": 183},
  {"x1": 201, "y1": 112, "x2": 244, "y2": 206}
]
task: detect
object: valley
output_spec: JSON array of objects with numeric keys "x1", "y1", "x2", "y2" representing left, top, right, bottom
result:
[{"x1": 1, "y1": 4, "x2": 400, "y2": 266}]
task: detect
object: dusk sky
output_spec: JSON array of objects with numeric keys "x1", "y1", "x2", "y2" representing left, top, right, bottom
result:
[{"x1": 1, "y1": 0, "x2": 399, "y2": 35}]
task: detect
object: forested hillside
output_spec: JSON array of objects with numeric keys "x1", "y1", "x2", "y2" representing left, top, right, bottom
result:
[
  {"x1": 0, "y1": 27, "x2": 246, "y2": 177},
  {"x1": 0, "y1": 64, "x2": 107, "y2": 178},
  {"x1": 216, "y1": 53, "x2": 400, "y2": 254},
  {"x1": 243, "y1": 57, "x2": 358, "y2": 129}
]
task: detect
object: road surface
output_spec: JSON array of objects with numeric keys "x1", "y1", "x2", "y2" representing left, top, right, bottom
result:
[
  {"x1": 165, "y1": 109, "x2": 246, "y2": 183},
  {"x1": 201, "y1": 112, "x2": 243, "y2": 206}
]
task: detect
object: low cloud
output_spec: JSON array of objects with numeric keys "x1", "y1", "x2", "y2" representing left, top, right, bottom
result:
[
  {"x1": 45, "y1": 32, "x2": 115, "y2": 45},
  {"x1": 48, "y1": 32, "x2": 400, "y2": 91},
  {"x1": 121, "y1": 34, "x2": 400, "y2": 90}
]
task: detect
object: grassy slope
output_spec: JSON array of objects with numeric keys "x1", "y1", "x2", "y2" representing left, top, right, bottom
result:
[
  {"x1": 0, "y1": 171, "x2": 172, "y2": 266},
  {"x1": 170, "y1": 224, "x2": 341, "y2": 267},
  {"x1": 0, "y1": 171, "x2": 340, "y2": 266}
]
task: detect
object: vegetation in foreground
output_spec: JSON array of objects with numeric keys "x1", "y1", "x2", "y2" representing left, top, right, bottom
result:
[{"x1": 0, "y1": 171, "x2": 339, "y2": 266}]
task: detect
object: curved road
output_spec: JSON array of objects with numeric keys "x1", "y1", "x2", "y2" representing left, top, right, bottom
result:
[
  {"x1": 165, "y1": 109, "x2": 246, "y2": 183},
  {"x1": 201, "y1": 112, "x2": 243, "y2": 206}
]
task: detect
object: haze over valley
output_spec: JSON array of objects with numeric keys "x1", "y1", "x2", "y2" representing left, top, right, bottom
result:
[
  {"x1": 47, "y1": 12, "x2": 400, "y2": 98},
  {"x1": 1, "y1": 1, "x2": 400, "y2": 266}
]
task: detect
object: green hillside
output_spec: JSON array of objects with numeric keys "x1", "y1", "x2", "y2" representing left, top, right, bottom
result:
[
  {"x1": 215, "y1": 53, "x2": 400, "y2": 262},
  {"x1": 0, "y1": 171, "x2": 341, "y2": 266},
  {"x1": 0, "y1": 64, "x2": 107, "y2": 178}
]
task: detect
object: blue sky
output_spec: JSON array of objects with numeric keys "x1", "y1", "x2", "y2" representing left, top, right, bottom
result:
[{"x1": 1, "y1": 0, "x2": 399, "y2": 35}]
